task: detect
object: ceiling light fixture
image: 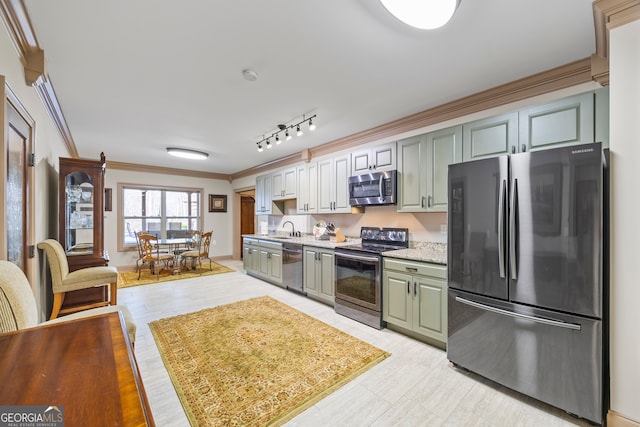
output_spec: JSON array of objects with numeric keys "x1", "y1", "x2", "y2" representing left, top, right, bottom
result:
[
  {"x1": 166, "y1": 147, "x2": 209, "y2": 160},
  {"x1": 255, "y1": 114, "x2": 317, "y2": 152},
  {"x1": 379, "y1": 0, "x2": 461, "y2": 30}
]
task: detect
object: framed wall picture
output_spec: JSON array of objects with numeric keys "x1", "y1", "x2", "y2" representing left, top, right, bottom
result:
[{"x1": 209, "y1": 194, "x2": 227, "y2": 212}]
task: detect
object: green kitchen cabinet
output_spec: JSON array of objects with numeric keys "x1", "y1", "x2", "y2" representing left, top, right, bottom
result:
[
  {"x1": 383, "y1": 257, "x2": 447, "y2": 345},
  {"x1": 518, "y1": 91, "x2": 594, "y2": 152},
  {"x1": 397, "y1": 125, "x2": 461, "y2": 212},
  {"x1": 271, "y1": 167, "x2": 297, "y2": 200},
  {"x1": 462, "y1": 112, "x2": 519, "y2": 161},
  {"x1": 242, "y1": 237, "x2": 259, "y2": 274},
  {"x1": 258, "y1": 241, "x2": 283, "y2": 287},
  {"x1": 425, "y1": 125, "x2": 462, "y2": 211},
  {"x1": 296, "y1": 162, "x2": 318, "y2": 214},
  {"x1": 318, "y1": 154, "x2": 350, "y2": 213},
  {"x1": 351, "y1": 142, "x2": 397, "y2": 174},
  {"x1": 244, "y1": 238, "x2": 283, "y2": 287},
  {"x1": 304, "y1": 246, "x2": 335, "y2": 306},
  {"x1": 255, "y1": 174, "x2": 272, "y2": 214}
]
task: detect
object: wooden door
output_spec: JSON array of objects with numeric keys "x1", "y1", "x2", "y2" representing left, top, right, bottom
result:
[
  {"x1": 2, "y1": 81, "x2": 35, "y2": 285},
  {"x1": 240, "y1": 195, "x2": 255, "y2": 258}
]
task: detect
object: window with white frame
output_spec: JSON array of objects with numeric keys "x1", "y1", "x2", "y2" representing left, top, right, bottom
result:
[{"x1": 120, "y1": 184, "x2": 202, "y2": 248}]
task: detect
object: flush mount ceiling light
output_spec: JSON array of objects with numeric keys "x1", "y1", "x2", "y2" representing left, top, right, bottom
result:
[
  {"x1": 379, "y1": 0, "x2": 461, "y2": 30},
  {"x1": 255, "y1": 114, "x2": 317, "y2": 152},
  {"x1": 166, "y1": 147, "x2": 209, "y2": 160}
]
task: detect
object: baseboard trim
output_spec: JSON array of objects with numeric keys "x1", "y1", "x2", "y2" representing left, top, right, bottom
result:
[{"x1": 608, "y1": 410, "x2": 640, "y2": 427}]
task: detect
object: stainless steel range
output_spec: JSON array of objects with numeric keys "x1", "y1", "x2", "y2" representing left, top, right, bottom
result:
[{"x1": 334, "y1": 227, "x2": 409, "y2": 329}]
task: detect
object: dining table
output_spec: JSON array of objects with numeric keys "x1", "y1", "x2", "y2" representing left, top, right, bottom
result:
[{"x1": 154, "y1": 237, "x2": 193, "y2": 274}]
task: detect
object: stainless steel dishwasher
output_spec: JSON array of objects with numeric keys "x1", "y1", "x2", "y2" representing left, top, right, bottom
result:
[{"x1": 282, "y1": 242, "x2": 304, "y2": 294}]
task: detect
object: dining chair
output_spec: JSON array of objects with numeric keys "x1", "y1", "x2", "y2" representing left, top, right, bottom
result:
[
  {"x1": 181, "y1": 231, "x2": 213, "y2": 274},
  {"x1": 137, "y1": 233, "x2": 174, "y2": 280},
  {"x1": 0, "y1": 260, "x2": 137, "y2": 343},
  {"x1": 37, "y1": 239, "x2": 119, "y2": 320}
]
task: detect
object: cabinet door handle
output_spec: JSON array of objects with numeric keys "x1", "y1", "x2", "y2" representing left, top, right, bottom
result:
[
  {"x1": 414, "y1": 282, "x2": 417, "y2": 296},
  {"x1": 521, "y1": 144, "x2": 526, "y2": 153},
  {"x1": 421, "y1": 196, "x2": 425, "y2": 208},
  {"x1": 406, "y1": 267, "x2": 418, "y2": 273},
  {"x1": 428, "y1": 196, "x2": 433, "y2": 208},
  {"x1": 407, "y1": 281, "x2": 410, "y2": 294}
]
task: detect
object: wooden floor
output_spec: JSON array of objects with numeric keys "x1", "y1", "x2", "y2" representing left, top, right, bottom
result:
[{"x1": 119, "y1": 260, "x2": 593, "y2": 427}]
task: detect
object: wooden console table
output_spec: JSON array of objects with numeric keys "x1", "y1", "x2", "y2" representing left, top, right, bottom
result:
[{"x1": 0, "y1": 312, "x2": 154, "y2": 426}]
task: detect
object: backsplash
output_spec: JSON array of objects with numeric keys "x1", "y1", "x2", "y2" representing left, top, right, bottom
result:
[{"x1": 260, "y1": 204, "x2": 448, "y2": 244}]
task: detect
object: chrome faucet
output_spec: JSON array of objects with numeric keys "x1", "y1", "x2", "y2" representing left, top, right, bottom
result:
[{"x1": 282, "y1": 220, "x2": 296, "y2": 236}]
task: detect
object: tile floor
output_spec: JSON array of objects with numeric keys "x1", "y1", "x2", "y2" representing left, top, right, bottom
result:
[{"x1": 119, "y1": 260, "x2": 593, "y2": 427}]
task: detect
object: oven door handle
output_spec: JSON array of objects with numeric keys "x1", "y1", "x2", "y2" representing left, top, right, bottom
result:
[{"x1": 335, "y1": 251, "x2": 380, "y2": 263}]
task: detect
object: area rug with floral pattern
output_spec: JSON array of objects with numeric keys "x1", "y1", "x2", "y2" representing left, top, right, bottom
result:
[
  {"x1": 149, "y1": 296, "x2": 390, "y2": 426},
  {"x1": 117, "y1": 261, "x2": 234, "y2": 288}
]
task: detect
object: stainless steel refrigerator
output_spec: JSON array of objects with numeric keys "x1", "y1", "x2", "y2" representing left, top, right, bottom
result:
[{"x1": 447, "y1": 142, "x2": 608, "y2": 424}]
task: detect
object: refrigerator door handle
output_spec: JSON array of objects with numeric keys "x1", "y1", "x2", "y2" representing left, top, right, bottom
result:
[
  {"x1": 455, "y1": 297, "x2": 582, "y2": 331},
  {"x1": 498, "y1": 179, "x2": 506, "y2": 279},
  {"x1": 509, "y1": 178, "x2": 518, "y2": 280}
]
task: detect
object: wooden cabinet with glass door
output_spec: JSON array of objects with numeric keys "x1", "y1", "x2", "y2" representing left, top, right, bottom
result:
[{"x1": 58, "y1": 153, "x2": 109, "y2": 309}]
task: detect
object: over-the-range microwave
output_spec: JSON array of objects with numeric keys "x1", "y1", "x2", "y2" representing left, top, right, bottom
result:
[{"x1": 348, "y1": 170, "x2": 397, "y2": 206}]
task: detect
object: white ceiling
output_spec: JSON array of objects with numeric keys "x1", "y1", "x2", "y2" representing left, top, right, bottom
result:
[{"x1": 23, "y1": 0, "x2": 596, "y2": 175}]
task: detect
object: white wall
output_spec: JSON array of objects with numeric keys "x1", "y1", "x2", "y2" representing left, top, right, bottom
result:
[
  {"x1": 609, "y1": 19, "x2": 640, "y2": 423},
  {"x1": 1, "y1": 26, "x2": 70, "y2": 320},
  {"x1": 104, "y1": 169, "x2": 234, "y2": 269}
]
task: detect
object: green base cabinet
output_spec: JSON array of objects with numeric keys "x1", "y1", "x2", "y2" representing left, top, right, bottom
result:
[
  {"x1": 383, "y1": 258, "x2": 447, "y2": 344},
  {"x1": 303, "y1": 246, "x2": 335, "y2": 306},
  {"x1": 243, "y1": 238, "x2": 283, "y2": 287}
]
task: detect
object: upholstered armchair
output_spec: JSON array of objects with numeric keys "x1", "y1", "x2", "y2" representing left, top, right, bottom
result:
[
  {"x1": 37, "y1": 239, "x2": 118, "y2": 320},
  {"x1": 0, "y1": 260, "x2": 136, "y2": 343}
]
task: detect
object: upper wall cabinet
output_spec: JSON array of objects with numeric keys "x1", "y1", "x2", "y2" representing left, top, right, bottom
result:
[
  {"x1": 397, "y1": 135, "x2": 427, "y2": 212},
  {"x1": 296, "y1": 163, "x2": 318, "y2": 214},
  {"x1": 271, "y1": 167, "x2": 296, "y2": 200},
  {"x1": 318, "y1": 154, "x2": 351, "y2": 213},
  {"x1": 462, "y1": 112, "x2": 518, "y2": 161},
  {"x1": 397, "y1": 126, "x2": 461, "y2": 213},
  {"x1": 425, "y1": 126, "x2": 462, "y2": 212},
  {"x1": 351, "y1": 142, "x2": 396, "y2": 174},
  {"x1": 255, "y1": 174, "x2": 272, "y2": 214},
  {"x1": 518, "y1": 91, "x2": 594, "y2": 152}
]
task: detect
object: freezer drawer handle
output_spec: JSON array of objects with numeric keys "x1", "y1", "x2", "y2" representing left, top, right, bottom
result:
[{"x1": 455, "y1": 297, "x2": 582, "y2": 331}]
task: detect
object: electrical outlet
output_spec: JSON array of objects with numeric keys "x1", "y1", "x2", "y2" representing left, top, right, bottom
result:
[{"x1": 440, "y1": 224, "x2": 447, "y2": 235}]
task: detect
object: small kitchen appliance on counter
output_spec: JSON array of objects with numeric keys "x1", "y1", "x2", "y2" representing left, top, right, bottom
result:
[{"x1": 334, "y1": 227, "x2": 409, "y2": 329}]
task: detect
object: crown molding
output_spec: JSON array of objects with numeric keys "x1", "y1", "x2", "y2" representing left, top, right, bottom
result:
[
  {"x1": 0, "y1": 0, "x2": 79, "y2": 157},
  {"x1": 592, "y1": 0, "x2": 640, "y2": 85},
  {"x1": 231, "y1": 57, "x2": 593, "y2": 180},
  {"x1": 107, "y1": 160, "x2": 230, "y2": 181}
]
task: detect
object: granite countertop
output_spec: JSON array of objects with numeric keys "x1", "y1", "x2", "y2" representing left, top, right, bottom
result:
[
  {"x1": 242, "y1": 234, "x2": 360, "y2": 249},
  {"x1": 383, "y1": 242, "x2": 447, "y2": 265}
]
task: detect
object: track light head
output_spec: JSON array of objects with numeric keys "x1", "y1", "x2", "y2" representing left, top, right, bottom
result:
[
  {"x1": 275, "y1": 134, "x2": 281, "y2": 144},
  {"x1": 257, "y1": 144, "x2": 263, "y2": 152},
  {"x1": 296, "y1": 125, "x2": 303, "y2": 137},
  {"x1": 309, "y1": 118, "x2": 316, "y2": 131},
  {"x1": 285, "y1": 129, "x2": 291, "y2": 141},
  {"x1": 266, "y1": 139, "x2": 272, "y2": 149}
]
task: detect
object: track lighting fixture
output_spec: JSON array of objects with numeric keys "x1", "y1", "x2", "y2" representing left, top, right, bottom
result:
[{"x1": 255, "y1": 114, "x2": 317, "y2": 152}]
